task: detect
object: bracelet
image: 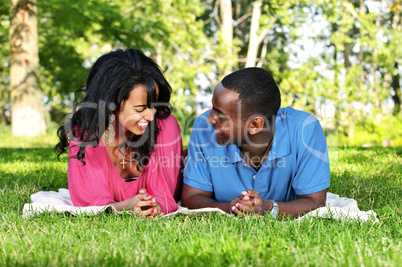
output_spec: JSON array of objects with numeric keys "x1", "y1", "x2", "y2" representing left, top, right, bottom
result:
[{"x1": 269, "y1": 199, "x2": 278, "y2": 218}]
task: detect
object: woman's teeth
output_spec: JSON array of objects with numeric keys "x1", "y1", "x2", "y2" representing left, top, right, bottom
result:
[{"x1": 137, "y1": 122, "x2": 148, "y2": 130}]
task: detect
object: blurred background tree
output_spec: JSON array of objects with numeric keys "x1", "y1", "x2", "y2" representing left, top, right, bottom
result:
[
  {"x1": 0, "y1": 0, "x2": 401, "y2": 146},
  {"x1": 0, "y1": 0, "x2": 10, "y2": 126},
  {"x1": 9, "y1": 0, "x2": 46, "y2": 136}
]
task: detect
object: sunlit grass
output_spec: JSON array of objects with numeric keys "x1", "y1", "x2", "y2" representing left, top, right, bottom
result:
[{"x1": 0, "y1": 133, "x2": 401, "y2": 266}]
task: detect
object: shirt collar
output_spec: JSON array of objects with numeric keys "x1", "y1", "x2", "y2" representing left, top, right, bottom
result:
[
  {"x1": 268, "y1": 113, "x2": 291, "y2": 160},
  {"x1": 228, "y1": 144, "x2": 242, "y2": 163}
]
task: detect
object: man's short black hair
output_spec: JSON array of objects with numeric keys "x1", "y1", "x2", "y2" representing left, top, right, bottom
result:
[{"x1": 221, "y1": 67, "x2": 281, "y2": 125}]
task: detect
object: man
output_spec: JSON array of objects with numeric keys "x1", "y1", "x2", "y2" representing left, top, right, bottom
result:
[{"x1": 181, "y1": 68, "x2": 330, "y2": 218}]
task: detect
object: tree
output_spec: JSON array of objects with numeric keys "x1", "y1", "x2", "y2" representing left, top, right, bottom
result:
[
  {"x1": 132, "y1": 0, "x2": 212, "y2": 128},
  {"x1": 386, "y1": 0, "x2": 402, "y2": 115},
  {"x1": 0, "y1": 0, "x2": 10, "y2": 125},
  {"x1": 9, "y1": 0, "x2": 46, "y2": 136},
  {"x1": 245, "y1": 0, "x2": 274, "y2": 67},
  {"x1": 201, "y1": 1, "x2": 308, "y2": 83},
  {"x1": 8, "y1": 0, "x2": 210, "y2": 131},
  {"x1": 3, "y1": 0, "x2": 400, "y2": 141},
  {"x1": 218, "y1": 0, "x2": 235, "y2": 75}
]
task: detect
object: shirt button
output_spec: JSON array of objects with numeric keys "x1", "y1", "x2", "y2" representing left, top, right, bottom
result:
[
  {"x1": 253, "y1": 175, "x2": 256, "y2": 179},
  {"x1": 244, "y1": 164, "x2": 247, "y2": 167}
]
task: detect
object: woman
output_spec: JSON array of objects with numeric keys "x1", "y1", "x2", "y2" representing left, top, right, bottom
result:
[{"x1": 55, "y1": 48, "x2": 182, "y2": 218}]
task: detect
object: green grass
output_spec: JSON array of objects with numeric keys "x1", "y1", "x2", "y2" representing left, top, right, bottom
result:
[{"x1": 0, "y1": 133, "x2": 401, "y2": 266}]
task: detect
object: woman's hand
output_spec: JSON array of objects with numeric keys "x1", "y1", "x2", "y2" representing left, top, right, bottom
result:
[
  {"x1": 134, "y1": 188, "x2": 164, "y2": 218},
  {"x1": 110, "y1": 188, "x2": 164, "y2": 218}
]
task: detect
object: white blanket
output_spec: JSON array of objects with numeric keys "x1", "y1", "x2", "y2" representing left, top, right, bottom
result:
[{"x1": 22, "y1": 189, "x2": 378, "y2": 222}]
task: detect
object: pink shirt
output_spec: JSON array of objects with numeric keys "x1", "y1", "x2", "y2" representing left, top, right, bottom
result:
[{"x1": 68, "y1": 114, "x2": 182, "y2": 214}]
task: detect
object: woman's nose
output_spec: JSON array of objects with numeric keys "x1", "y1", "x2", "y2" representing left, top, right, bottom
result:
[{"x1": 144, "y1": 107, "x2": 156, "y2": 121}]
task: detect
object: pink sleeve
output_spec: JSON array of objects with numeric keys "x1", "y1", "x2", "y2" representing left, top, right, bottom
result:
[
  {"x1": 68, "y1": 141, "x2": 115, "y2": 207},
  {"x1": 145, "y1": 115, "x2": 183, "y2": 214}
]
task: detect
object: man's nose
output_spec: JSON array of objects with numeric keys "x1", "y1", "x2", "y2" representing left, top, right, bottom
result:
[{"x1": 207, "y1": 111, "x2": 216, "y2": 124}]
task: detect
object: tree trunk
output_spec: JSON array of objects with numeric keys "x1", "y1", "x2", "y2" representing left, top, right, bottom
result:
[
  {"x1": 390, "y1": 1, "x2": 401, "y2": 115},
  {"x1": 359, "y1": 0, "x2": 365, "y2": 94},
  {"x1": 155, "y1": 41, "x2": 163, "y2": 67},
  {"x1": 256, "y1": 35, "x2": 269, "y2": 68},
  {"x1": 391, "y1": 62, "x2": 401, "y2": 115},
  {"x1": 9, "y1": 0, "x2": 46, "y2": 137},
  {"x1": 219, "y1": 0, "x2": 233, "y2": 75},
  {"x1": 372, "y1": 14, "x2": 380, "y2": 107},
  {"x1": 245, "y1": 0, "x2": 262, "y2": 67},
  {"x1": 357, "y1": 0, "x2": 365, "y2": 124},
  {"x1": 343, "y1": 43, "x2": 352, "y2": 69}
]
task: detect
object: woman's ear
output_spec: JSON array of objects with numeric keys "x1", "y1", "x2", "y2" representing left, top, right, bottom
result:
[{"x1": 247, "y1": 117, "x2": 265, "y2": 135}]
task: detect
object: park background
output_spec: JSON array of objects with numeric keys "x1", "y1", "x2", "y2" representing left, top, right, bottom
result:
[
  {"x1": 1, "y1": 0, "x2": 402, "y2": 145},
  {"x1": 0, "y1": 0, "x2": 401, "y2": 266}
]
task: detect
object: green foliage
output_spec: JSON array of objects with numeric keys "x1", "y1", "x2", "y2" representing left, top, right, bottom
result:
[
  {"x1": 37, "y1": 0, "x2": 169, "y2": 98},
  {"x1": 145, "y1": 0, "x2": 212, "y2": 113},
  {"x1": 338, "y1": 114, "x2": 402, "y2": 147},
  {"x1": 1, "y1": 0, "x2": 401, "y2": 142},
  {"x1": 313, "y1": 0, "x2": 402, "y2": 141},
  {"x1": 1, "y1": 0, "x2": 211, "y2": 123}
]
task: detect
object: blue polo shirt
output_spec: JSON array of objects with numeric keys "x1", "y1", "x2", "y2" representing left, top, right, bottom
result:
[{"x1": 183, "y1": 107, "x2": 330, "y2": 203}]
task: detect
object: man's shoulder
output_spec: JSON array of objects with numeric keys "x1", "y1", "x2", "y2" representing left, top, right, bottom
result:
[
  {"x1": 193, "y1": 110, "x2": 212, "y2": 127},
  {"x1": 189, "y1": 110, "x2": 224, "y2": 152},
  {"x1": 191, "y1": 110, "x2": 215, "y2": 135},
  {"x1": 277, "y1": 107, "x2": 319, "y2": 125}
]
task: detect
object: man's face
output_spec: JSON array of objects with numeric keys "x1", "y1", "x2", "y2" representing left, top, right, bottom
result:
[{"x1": 207, "y1": 83, "x2": 245, "y2": 146}]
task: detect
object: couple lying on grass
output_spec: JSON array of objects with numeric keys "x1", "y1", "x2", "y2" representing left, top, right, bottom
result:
[{"x1": 55, "y1": 48, "x2": 330, "y2": 219}]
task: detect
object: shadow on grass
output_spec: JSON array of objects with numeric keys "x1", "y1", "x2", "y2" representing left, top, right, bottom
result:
[
  {"x1": 0, "y1": 147, "x2": 65, "y2": 163},
  {"x1": 0, "y1": 147, "x2": 68, "y2": 203},
  {"x1": 339, "y1": 146, "x2": 402, "y2": 162},
  {"x1": 350, "y1": 145, "x2": 402, "y2": 153},
  {"x1": 329, "y1": 146, "x2": 402, "y2": 212}
]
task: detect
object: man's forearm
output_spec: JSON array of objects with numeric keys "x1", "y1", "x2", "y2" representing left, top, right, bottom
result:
[
  {"x1": 182, "y1": 194, "x2": 231, "y2": 213},
  {"x1": 236, "y1": 189, "x2": 327, "y2": 218},
  {"x1": 264, "y1": 196, "x2": 325, "y2": 219}
]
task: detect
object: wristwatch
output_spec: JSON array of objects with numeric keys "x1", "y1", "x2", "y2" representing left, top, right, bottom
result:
[{"x1": 269, "y1": 199, "x2": 278, "y2": 218}]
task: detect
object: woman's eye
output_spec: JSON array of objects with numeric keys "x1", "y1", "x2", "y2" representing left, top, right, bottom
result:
[{"x1": 134, "y1": 108, "x2": 146, "y2": 112}]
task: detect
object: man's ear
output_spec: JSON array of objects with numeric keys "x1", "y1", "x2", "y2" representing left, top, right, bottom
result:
[{"x1": 247, "y1": 117, "x2": 265, "y2": 135}]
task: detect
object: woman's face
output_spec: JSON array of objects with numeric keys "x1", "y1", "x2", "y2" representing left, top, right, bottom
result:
[{"x1": 117, "y1": 84, "x2": 159, "y2": 135}]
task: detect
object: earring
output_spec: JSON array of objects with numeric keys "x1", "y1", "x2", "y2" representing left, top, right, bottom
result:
[{"x1": 104, "y1": 114, "x2": 115, "y2": 144}]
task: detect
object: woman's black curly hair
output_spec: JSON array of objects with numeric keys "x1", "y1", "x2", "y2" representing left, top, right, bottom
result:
[{"x1": 55, "y1": 48, "x2": 172, "y2": 166}]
